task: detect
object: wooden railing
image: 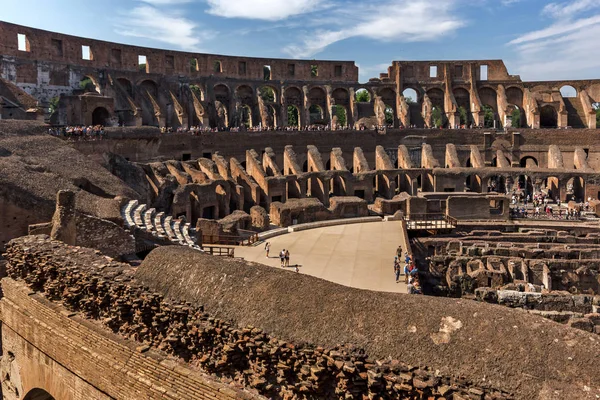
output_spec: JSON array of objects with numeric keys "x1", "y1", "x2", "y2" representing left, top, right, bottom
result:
[
  {"x1": 403, "y1": 214, "x2": 457, "y2": 230},
  {"x1": 202, "y1": 245, "x2": 235, "y2": 257},
  {"x1": 202, "y1": 230, "x2": 260, "y2": 246}
]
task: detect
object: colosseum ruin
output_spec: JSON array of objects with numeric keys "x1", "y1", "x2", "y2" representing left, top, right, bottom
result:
[{"x1": 1, "y1": 20, "x2": 600, "y2": 400}]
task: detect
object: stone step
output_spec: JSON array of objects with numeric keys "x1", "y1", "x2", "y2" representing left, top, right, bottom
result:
[
  {"x1": 123, "y1": 200, "x2": 139, "y2": 228},
  {"x1": 143, "y1": 208, "x2": 156, "y2": 232},
  {"x1": 155, "y1": 212, "x2": 167, "y2": 237},
  {"x1": 133, "y1": 204, "x2": 147, "y2": 229},
  {"x1": 182, "y1": 223, "x2": 197, "y2": 247},
  {"x1": 163, "y1": 216, "x2": 178, "y2": 240},
  {"x1": 172, "y1": 219, "x2": 187, "y2": 245},
  {"x1": 563, "y1": 98, "x2": 587, "y2": 128}
]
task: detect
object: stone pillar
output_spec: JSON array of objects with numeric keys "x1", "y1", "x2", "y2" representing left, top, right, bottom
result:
[
  {"x1": 349, "y1": 87, "x2": 358, "y2": 128},
  {"x1": 302, "y1": 85, "x2": 310, "y2": 127},
  {"x1": 50, "y1": 190, "x2": 76, "y2": 245},
  {"x1": 325, "y1": 85, "x2": 333, "y2": 126}
]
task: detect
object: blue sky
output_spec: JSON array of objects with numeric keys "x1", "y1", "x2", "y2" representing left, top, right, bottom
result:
[{"x1": 3, "y1": 0, "x2": 599, "y2": 83}]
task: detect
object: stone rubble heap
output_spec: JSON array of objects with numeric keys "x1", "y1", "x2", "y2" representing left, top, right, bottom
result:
[{"x1": 4, "y1": 235, "x2": 512, "y2": 400}]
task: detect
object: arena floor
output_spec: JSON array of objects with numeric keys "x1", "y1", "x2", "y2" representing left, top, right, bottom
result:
[{"x1": 236, "y1": 221, "x2": 409, "y2": 293}]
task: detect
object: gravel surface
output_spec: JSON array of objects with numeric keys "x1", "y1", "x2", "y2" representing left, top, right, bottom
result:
[{"x1": 138, "y1": 246, "x2": 600, "y2": 400}]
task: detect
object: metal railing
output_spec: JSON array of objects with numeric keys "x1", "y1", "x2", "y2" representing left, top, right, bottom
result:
[{"x1": 403, "y1": 213, "x2": 457, "y2": 230}]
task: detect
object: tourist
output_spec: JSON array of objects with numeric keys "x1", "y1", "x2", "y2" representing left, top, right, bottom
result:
[
  {"x1": 394, "y1": 257, "x2": 401, "y2": 283},
  {"x1": 265, "y1": 242, "x2": 271, "y2": 258},
  {"x1": 404, "y1": 262, "x2": 410, "y2": 284},
  {"x1": 396, "y1": 245, "x2": 402, "y2": 258},
  {"x1": 404, "y1": 252, "x2": 411, "y2": 265},
  {"x1": 279, "y1": 249, "x2": 285, "y2": 267},
  {"x1": 284, "y1": 249, "x2": 290, "y2": 267}
]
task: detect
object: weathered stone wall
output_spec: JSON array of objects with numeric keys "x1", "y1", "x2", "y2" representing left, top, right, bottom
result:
[
  {"x1": 2, "y1": 235, "x2": 514, "y2": 399},
  {"x1": 0, "y1": 277, "x2": 256, "y2": 400}
]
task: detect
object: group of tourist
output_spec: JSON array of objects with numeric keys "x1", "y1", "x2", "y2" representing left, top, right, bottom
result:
[
  {"x1": 509, "y1": 191, "x2": 593, "y2": 220},
  {"x1": 264, "y1": 242, "x2": 299, "y2": 272},
  {"x1": 394, "y1": 247, "x2": 421, "y2": 294},
  {"x1": 47, "y1": 125, "x2": 106, "y2": 140}
]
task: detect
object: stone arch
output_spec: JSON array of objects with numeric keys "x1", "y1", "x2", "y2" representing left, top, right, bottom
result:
[
  {"x1": 259, "y1": 86, "x2": 277, "y2": 103},
  {"x1": 213, "y1": 83, "x2": 231, "y2": 104},
  {"x1": 505, "y1": 86, "x2": 524, "y2": 107},
  {"x1": 453, "y1": 87, "x2": 471, "y2": 126},
  {"x1": 284, "y1": 86, "x2": 303, "y2": 107},
  {"x1": 189, "y1": 83, "x2": 204, "y2": 101},
  {"x1": 507, "y1": 104, "x2": 523, "y2": 128},
  {"x1": 116, "y1": 78, "x2": 133, "y2": 97},
  {"x1": 92, "y1": 107, "x2": 110, "y2": 126},
  {"x1": 402, "y1": 88, "x2": 419, "y2": 103},
  {"x1": 520, "y1": 156, "x2": 538, "y2": 168},
  {"x1": 560, "y1": 85, "x2": 577, "y2": 98},
  {"x1": 79, "y1": 75, "x2": 99, "y2": 94},
  {"x1": 308, "y1": 86, "x2": 327, "y2": 108},
  {"x1": 379, "y1": 87, "x2": 396, "y2": 126},
  {"x1": 139, "y1": 79, "x2": 159, "y2": 126},
  {"x1": 240, "y1": 104, "x2": 252, "y2": 127},
  {"x1": 355, "y1": 88, "x2": 373, "y2": 102},
  {"x1": 236, "y1": 85, "x2": 255, "y2": 105},
  {"x1": 487, "y1": 175, "x2": 506, "y2": 193},
  {"x1": 545, "y1": 176, "x2": 560, "y2": 199},
  {"x1": 426, "y1": 88, "x2": 446, "y2": 128},
  {"x1": 331, "y1": 105, "x2": 348, "y2": 128},
  {"x1": 309, "y1": 104, "x2": 324, "y2": 124},
  {"x1": 479, "y1": 87, "x2": 498, "y2": 112},
  {"x1": 332, "y1": 88, "x2": 350, "y2": 107},
  {"x1": 567, "y1": 176, "x2": 585, "y2": 202},
  {"x1": 465, "y1": 174, "x2": 482, "y2": 192},
  {"x1": 540, "y1": 105, "x2": 558, "y2": 128},
  {"x1": 24, "y1": 388, "x2": 56, "y2": 400},
  {"x1": 287, "y1": 105, "x2": 300, "y2": 127}
]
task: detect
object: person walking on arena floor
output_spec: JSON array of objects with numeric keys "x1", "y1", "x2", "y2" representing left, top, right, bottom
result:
[{"x1": 265, "y1": 242, "x2": 271, "y2": 258}]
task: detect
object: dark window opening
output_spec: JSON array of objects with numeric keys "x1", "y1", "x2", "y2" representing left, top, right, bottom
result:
[
  {"x1": 334, "y1": 65, "x2": 343, "y2": 77},
  {"x1": 214, "y1": 60, "x2": 222, "y2": 73},
  {"x1": 165, "y1": 55, "x2": 175, "y2": 70},
  {"x1": 51, "y1": 39, "x2": 63, "y2": 57},
  {"x1": 288, "y1": 63, "x2": 295, "y2": 77},
  {"x1": 190, "y1": 58, "x2": 199, "y2": 72},
  {"x1": 203, "y1": 152, "x2": 212, "y2": 159},
  {"x1": 455, "y1": 65, "x2": 463, "y2": 78},
  {"x1": 182, "y1": 153, "x2": 191, "y2": 161},
  {"x1": 111, "y1": 49, "x2": 122, "y2": 66},
  {"x1": 239, "y1": 61, "x2": 247, "y2": 75},
  {"x1": 272, "y1": 196, "x2": 282, "y2": 203}
]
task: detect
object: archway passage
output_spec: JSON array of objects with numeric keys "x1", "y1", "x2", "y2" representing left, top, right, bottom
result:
[
  {"x1": 331, "y1": 105, "x2": 347, "y2": 128},
  {"x1": 240, "y1": 105, "x2": 252, "y2": 127},
  {"x1": 24, "y1": 388, "x2": 56, "y2": 400},
  {"x1": 309, "y1": 104, "x2": 324, "y2": 125},
  {"x1": 560, "y1": 85, "x2": 577, "y2": 98},
  {"x1": 287, "y1": 105, "x2": 300, "y2": 127},
  {"x1": 482, "y1": 105, "x2": 495, "y2": 128},
  {"x1": 92, "y1": 107, "x2": 110, "y2": 126},
  {"x1": 540, "y1": 105, "x2": 558, "y2": 128}
]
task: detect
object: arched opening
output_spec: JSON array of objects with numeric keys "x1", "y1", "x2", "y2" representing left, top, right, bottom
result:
[
  {"x1": 331, "y1": 105, "x2": 347, "y2": 128},
  {"x1": 567, "y1": 177, "x2": 585, "y2": 202},
  {"x1": 24, "y1": 388, "x2": 56, "y2": 400},
  {"x1": 487, "y1": 176, "x2": 505, "y2": 193},
  {"x1": 216, "y1": 184, "x2": 228, "y2": 218},
  {"x1": 540, "y1": 105, "x2": 558, "y2": 128},
  {"x1": 287, "y1": 105, "x2": 300, "y2": 127},
  {"x1": 302, "y1": 160, "x2": 308, "y2": 173},
  {"x1": 267, "y1": 105, "x2": 277, "y2": 127},
  {"x1": 92, "y1": 107, "x2": 110, "y2": 126},
  {"x1": 594, "y1": 102, "x2": 600, "y2": 128},
  {"x1": 259, "y1": 86, "x2": 276, "y2": 103},
  {"x1": 309, "y1": 104, "x2": 324, "y2": 125},
  {"x1": 402, "y1": 88, "x2": 418, "y2": 104},
  {"x1": 79, "y1": 76, "x2": 98, "y2": 94},
  {"x1": 432, "y1": 106, "x2": 444, "y2": 128},
  {"x1": 214, "y1": 101, "x2": 229, "y2": 128},
  {"x1": 426, "y1": 88, "x2": 446, "y2": 128},
  {"x1": 520, "y1": 156, "x2": 538, "y2": 168},
  {"x1": 482, "y1": 105, "x2": 496, "y2": 128},
  {"x1": 465, "y1": 174, "x2": 482, "y2": 192},
  {"x1": 507, "y1": 104, "x2": 522, "y2": 128},
  {"x1": 453, "y1": 88, "x2": 471, "y2": 127},
  {"x1": 240, "y1": 105, "x2": 252, "y2": 128},
  {"x1": 545, "y1": 177, "x2": 560, "y2": 199},
  {"x1": 117, "y1": 78, "x2": 133, "y2": 97},
  {"x1": 518, "y1": 175, "x2": 533, "y2": 196},
  {"x1": 355, "y1": 88, "x2": 372, "y2": 103},
  {"x1": 560, "y1": 85, "x2": 577, "y2": 98},
  {"x1": 384, "y1": 105, "x2": 394, "y2": 125}
]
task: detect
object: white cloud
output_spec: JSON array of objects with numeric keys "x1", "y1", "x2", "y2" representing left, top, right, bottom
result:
[
  {"x1": 507, "y1": 0, "x2": 600, "y2": 80},
  {"x1": 542, "y1": 0, "x2": 600, "y2": 18},
  {"x1": 115, "y1": 5, "x2": 209, "y2": 50},
  {"x1": 205, "y1": 0, "x2": 323, "y2": 21},
  {"x1": 140, "y1": 0, "x2": 194, "y2": 4},
  {"x1": 283, "y1": 1, "x2": 465, "y2": 58}
]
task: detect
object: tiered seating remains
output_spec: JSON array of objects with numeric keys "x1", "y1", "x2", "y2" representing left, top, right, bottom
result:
[{"x1": 121, "y1": 200, "x2": 202, "y2": 251}]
